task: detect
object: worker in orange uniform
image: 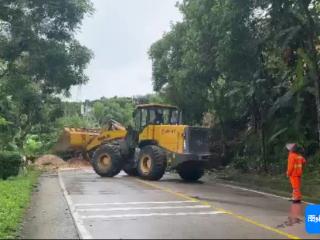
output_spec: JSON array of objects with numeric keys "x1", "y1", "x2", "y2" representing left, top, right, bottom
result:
[{"x1": 286, "y1": 143, "x2": 306, "y2": 203}]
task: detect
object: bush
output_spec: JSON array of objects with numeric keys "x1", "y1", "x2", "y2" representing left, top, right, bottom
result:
[
  {"x1": 0, "y1": 151, "x2": 22, "y2": 180},
  {"x1": 23, "y1": 134, "x2": 43, "y2": 160}
]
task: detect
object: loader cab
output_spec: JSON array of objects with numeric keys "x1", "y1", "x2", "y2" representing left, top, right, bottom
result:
[{"x1": 133, "y1": 104, "x2": 182, "y2": 131}]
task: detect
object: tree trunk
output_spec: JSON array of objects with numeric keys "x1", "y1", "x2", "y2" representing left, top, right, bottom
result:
[
  {"x1": 261, "y1": 125, "x2": 267, "y2": 173},
  {"x1": 217, "y1": 114, "x2": 228, "y2": 166}
]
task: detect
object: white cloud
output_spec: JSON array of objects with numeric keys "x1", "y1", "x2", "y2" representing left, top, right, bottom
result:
[{"x1": 69, "y1": 0, "x2": 182, "y2": 101}]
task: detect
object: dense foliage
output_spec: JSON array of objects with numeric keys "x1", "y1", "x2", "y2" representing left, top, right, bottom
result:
[
  {"x1": 0, "y1": 0, "x2": 93, "y2": 153},
  {"x1": 149, "y1": 0, "x2": 320, "y2": 173},
  {"x1": 0, "y1": 151, "x2": 22, "y2": 180}
]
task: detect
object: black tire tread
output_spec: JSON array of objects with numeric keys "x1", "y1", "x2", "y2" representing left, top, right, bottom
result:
[
  {"x1": 92, "y1": 144, "x2": 123, "y2": 177},
  {"x1": 137, "y1": 145, "x2": 166, "y2": 181},
  {"x1": 177, "y1": 163, "x2": 204, "y2": 181}
]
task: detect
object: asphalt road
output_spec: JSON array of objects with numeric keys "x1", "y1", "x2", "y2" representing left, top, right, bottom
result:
[{"x1": 58, "y1": 168, "x2": 319, "y2": 239}]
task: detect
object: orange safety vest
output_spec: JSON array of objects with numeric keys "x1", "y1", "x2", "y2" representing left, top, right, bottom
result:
[{"x1": 287, "y1": 152, "x2": 306, "y2": 177}]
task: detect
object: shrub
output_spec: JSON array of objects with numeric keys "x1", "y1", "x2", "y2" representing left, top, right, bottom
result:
[
  {"x1": 0, "y1": 151, "x2": 22, "y2": 180},
  {"x1": 23, "y1": 134, "x2": 43, "y2": 160}
]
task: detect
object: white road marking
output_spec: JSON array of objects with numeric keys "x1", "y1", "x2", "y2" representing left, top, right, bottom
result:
[
  {"x1": 218, "y1": 183, "x2": 288, "y2": 199},
  {"x1": 218, "y1": 183, "x2": 289, "y2": 200},
  {"x1": 75, "y1": 200, "x2": 195, "y2": 207},
  {"x1": 219, "y1": 183, "x2": 314, "y2": 204},
  {"x1": 77, "y1": 205, "x2": 210, "y2": 212},
  {"x1": 58, "y1": 171, "x2": 92, "y2": 239},
  {"x1": 81, "y1": 211, "x2": 225, "y2": 219}
]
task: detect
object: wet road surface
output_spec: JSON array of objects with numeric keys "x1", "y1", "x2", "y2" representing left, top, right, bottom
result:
[{"x1": 59, "y1": 169, "x2": 319, "y2": 239}]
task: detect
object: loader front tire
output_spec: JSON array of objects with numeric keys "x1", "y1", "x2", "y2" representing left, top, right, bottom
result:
[
  {"x1": 92, "y1": 145, "x2": 123, "y2": 177},
  {"x1": 137, "y1": 145, "x2": 166, "y2": 181}
]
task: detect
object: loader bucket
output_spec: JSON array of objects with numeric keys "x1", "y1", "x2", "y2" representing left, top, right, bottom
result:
[{"x1": 53, "y1": 127, "x2": 101, "y2": 153}]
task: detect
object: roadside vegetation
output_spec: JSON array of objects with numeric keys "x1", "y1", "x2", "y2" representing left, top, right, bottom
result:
[
  {"x1": 212, "y1": 168, "x2": 320, "y2": 203},
  {"x1": 0, "y1": 0, "x2": 94, "y2": 156},
  {"x1": 148, "y1": 0, "x2": 320, "y2": 198},
  {"x1": 0, "y1": 170, "x2": 39, "y2": 239}
]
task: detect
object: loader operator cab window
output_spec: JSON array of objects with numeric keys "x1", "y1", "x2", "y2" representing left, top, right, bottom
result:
[
  {"x1": 140, "y1": 109, "x2": 148, "y2": 128},
  {"x1": 148, "y1": 108, "x2": 181, "y2": 125},
  {"x1": 133, "y1": 105, "x2": 182, "y2": 131},
  {"x1": 152, "y1": 109, "x2": 164, "y2": 124},
  {"x1": 134, "y1": 110, "x2": 141, "y2": 131},
  {"x1": 133, "y1": 108, "x2": 148, "y2": 131},
  {"x1": 170, "y1": 110, "x2": 179, "y2": 124}
]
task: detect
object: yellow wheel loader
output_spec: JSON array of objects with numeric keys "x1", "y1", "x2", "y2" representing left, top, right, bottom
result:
[{"x1": 54, "y1": 104, "x2": 215, "y2": 181}]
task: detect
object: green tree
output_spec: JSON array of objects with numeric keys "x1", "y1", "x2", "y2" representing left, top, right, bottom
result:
[
  {"x1": 0, "y1": 0, "x2": 93, "y2": 147},
  {"x1": 92, "y1": 97, "x2": 134, "y2": 127}
]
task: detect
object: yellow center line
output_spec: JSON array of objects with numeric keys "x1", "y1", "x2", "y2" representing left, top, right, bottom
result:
[{"x1": 136, "y1": 179, "x2": 300, "y2": 240}]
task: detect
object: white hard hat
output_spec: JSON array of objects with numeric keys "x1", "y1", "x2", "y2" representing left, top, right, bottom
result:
[{"x1": 285, "y1": 143, "x2": 297, "y2": 151}]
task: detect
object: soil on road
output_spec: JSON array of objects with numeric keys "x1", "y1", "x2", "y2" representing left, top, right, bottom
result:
[
  {"x1": 58, "y1": 169, "x2": 319, "y2": 239},
  {"x1": 19, "y1": 172, "x2": 79, "y2": 239}
]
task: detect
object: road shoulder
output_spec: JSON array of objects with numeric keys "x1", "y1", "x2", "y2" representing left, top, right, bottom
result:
[
  {"x1": 19, "y1": 172, "x2": 79, "y2": 239},
  {"x1": 206, "y1": 170, "x2": 319, "y2": 204}
]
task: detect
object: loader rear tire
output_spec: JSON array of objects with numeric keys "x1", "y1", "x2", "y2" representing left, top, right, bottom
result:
[
  {"x1": 92, "y1": 145, "x2": 123, "y2": 177},
  {"x1": 177, "y1": 162, "x2": 204, "y2": 182},
  {"x1": 137, "y1": 145, "x2": 166, "y2": 181}
]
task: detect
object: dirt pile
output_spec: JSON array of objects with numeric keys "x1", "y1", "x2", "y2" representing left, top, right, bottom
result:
[
  {"x1": 33, "y1": 154, "x2": 91, "y2": 171},
  {"x1": 34, "y1": 155, "x2": 67, "y2": 170}
]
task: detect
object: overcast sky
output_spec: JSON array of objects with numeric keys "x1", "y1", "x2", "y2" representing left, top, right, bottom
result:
[{"x1": 68, "y1": 0, "x2": 182, "y2": 101}]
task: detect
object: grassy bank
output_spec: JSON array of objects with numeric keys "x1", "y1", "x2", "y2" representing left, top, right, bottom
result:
[
  {"x1": 210, "y1": 168, "x2": 320, "y2": 204},
  {"x1": 0, "y1": 170, "x2": 40, "y2": 239}
]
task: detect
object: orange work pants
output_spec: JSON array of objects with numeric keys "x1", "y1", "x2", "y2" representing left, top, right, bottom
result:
[{"x1": 289, "y1": 176, "x2": 302, "y2": 200}]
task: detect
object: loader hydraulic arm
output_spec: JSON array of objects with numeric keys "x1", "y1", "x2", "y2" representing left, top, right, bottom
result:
[{"x1": 85, "y1": 129, "x2": 127, "y2": 152}]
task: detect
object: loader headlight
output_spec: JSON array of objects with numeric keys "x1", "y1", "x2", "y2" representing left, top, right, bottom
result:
[{"x1": 183, "y1": 139, "x2": 186, "y2": 151}]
